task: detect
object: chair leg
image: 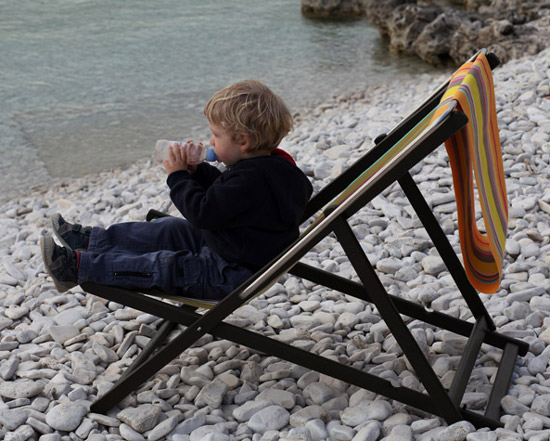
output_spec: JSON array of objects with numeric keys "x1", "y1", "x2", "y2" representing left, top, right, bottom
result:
[
  {"x1": 119, "y1": 318, "x2": 177, "y2": 382},
  {"x1": 448, "y1": 316, "x2": 488, "y2": 405},
  {"x1": 485, "y1": 342, "x2": 520, "y2": 420},
  {"x1": 332, "y1": 217, "x2": 464, "y2": 425}
]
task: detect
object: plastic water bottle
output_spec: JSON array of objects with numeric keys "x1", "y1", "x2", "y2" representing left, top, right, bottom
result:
[{"x1": 154, "y1": 140, "x2": 218, "y2": 164}]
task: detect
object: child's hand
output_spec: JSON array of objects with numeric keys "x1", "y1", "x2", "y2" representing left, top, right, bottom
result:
[{"x1": 163, "y1": 141, "x2": 198, "y2": 175}]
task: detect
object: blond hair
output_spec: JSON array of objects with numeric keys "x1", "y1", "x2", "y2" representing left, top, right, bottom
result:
[{"x1": 204, "y1": 80, "x2": 293, "y2": 152}]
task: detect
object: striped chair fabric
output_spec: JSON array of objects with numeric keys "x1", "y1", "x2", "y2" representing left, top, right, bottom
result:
[{"x1": 434, "y1": 53, "x2": 507, "y2": 294}]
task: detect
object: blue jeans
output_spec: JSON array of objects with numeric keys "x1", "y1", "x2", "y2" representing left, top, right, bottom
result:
[{"x1": 77, "y1": 217, "x2": 253, "y2": 300}]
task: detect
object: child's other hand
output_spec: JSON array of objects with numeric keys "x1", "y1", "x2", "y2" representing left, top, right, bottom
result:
[{"x1": 163, "y1": 141, "x2": 197, "y2": 175}]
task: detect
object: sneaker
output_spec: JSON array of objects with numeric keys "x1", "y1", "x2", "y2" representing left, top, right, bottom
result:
[
  {"x1": 51, "y1": 213, "x2": 92, "y2": 250},
  {"x1": 40, "y1": 235, "x2": 78, "y2": 292}
]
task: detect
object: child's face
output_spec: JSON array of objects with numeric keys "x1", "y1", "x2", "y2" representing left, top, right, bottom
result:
[{"x1": 208, "y1": 123, "x2": 246, "y2": 166}]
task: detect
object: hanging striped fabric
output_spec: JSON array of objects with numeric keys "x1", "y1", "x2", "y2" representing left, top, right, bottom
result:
[{"x1": 433, "y1": 53, "x2": 507, "y2": 294}]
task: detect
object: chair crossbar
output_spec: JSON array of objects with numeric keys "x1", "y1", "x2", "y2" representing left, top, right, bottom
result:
[{"x1": 289, "y1": 262, "x2": 527, "y2": 354}]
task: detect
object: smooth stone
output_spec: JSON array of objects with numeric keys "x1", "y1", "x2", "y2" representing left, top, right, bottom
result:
[
  {"x1": 0, "y1": 341, "x2": 18, "y2": 351},
  {"x1": 305, "y1": 419, "x2": 329, "y2": 441},
  {"x1": 328, "y1": 423, "x2": 355, "y2": 441},
  {"x1": 233, "y1": 400, "x2": 273, "y2": 422},
  {"x1": 54, "y1": 308, "x2": 85, "y2": 326},
  {"x1": 117, "y1": 404, "x2": 162, "y2": 433},
  {"x1": 465, "y1": 431, "x2": 497, "y2": 441},
  {"x1": 174, "y1": 413, "x2": 206, "y2": 435},
  {"x1": 289, "y1": 405, "x2": 326, "y2": 427},
  {"x1": 200, "y1": 433, "x2": 230, "y2": 441},
  {"x1": 0, "y1": 409, "x2": 28, "y2": 431},
  {"x1": 334, "y1": 312, "x2": 360, "y2": 330},
  {"x1": 88, "y1": 413, "x2": 119, "y2": 427},
  {"x1": 298, "y1": 300, "x2": 321, "y2": 312},
  {"x1": 314, "y1": 162, "x2": 334, "y2": 180},
  {"x1": 530, "y1": 296, "x2": 550, "y2": 312},
  {"x1": 537, "y1": 327, "x2": 550, "y2": 346},
  {"x1": 421, "y1": 255, "x2": 446, "y2": 275},
  {"x1": 436, "y1": 421, "x2": 475, "y2": 441},
  {"x1": 45, "y1": 402, "x2": 88, "y2": 432},
  {"x1": 2, "y1": 258, "x2": 26, "y2": 281},
  {"x1": 119, "y1": 423, "x2": 145, "y2": 441},
  {"x1": 27, "y1": 416, "x2": 54, "y2": 434},
  {"x1": 411, "y1": 418, "x2": 441, "y2": 433},
  {"x1": 528, "y1": 356, "x2": 549, "y2": 376},
  {"x1": 340, "y1": 401, "x2": 392, "y2": 426},
  {"x1": 505, "y1": 301, "x2": 531, "y2": 321},
  {"x1": 0, "y1": 316, "x2": 13, "y2": 332},
  {"x1": 0, "y1": 358, "x2": 19, "y2": 380},
  {"x1": 189, "y1": 425, "x2": 227, "y2": 441},
  {"x1": 532, "y1": 394, "x2": 550, "y2": 416},
  {"x1": 501, "y1": 395, "x2": 531, "y2": 416},
  {"x1": 385, "y1": 425, "x2": 412, "y2": 441},
  {"x1": 75, "y1": 418, "x2": 97, "y2": 439},
  {"x1": 195, "y1": 379, "x2": 229, "y2": 408},
  {"x1": 0, "y1": 274, "x2": 18, "y2": 286},
  {"x1": 48, "y1": 325, "x2": 80, "y2": 344},
  {"x1": 0, "y1": 380, "x2": 45, "y2": 399},
  {"x1": 376, "y1": 257, "x2": 402, "y2": 274},
  {"x1": 92, "y1": 342, "x2": 118, "y2": 363},
  {"x1": 382, "y1": 414, "x2": 413, "y2": 435},
  {"x1": 256, "y1": 389, "x2": 296, "y2": 409},
  {"x1": 4, "y1": 306, "x2": 29, "y2": 320},
  {"x1": 148, "y1": 416, "x2": 179, "y2": 441},
  {"x1": 303, "y1": 382, "x2": 336, "y2": 405},
  {"x1": 233, "y1": 305, "x2": 266, "y2": 323},
  {"x1": 351, "y1": 422, "x2": 380, "y2": 441},
  {"x1": 248, "y1": 405, "x2": 290, "y2": 434},
  {"x1": 38, "y1": 435, "x2": 62, "y2": 441}
]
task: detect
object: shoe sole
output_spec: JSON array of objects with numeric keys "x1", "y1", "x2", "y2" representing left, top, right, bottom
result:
[
  {"x1": 40, "y1": 236, "x2": 71, "y2": 293},
  {"x1": 50, "y1": 213, "x2": 71, "y2": 250}
]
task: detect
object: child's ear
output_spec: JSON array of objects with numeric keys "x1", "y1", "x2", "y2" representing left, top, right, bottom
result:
[{"x1": 238, "y1": 134, "x2": 251, "y2": 152}]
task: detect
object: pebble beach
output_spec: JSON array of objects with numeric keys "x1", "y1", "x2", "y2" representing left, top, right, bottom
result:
[{"x1": 1, "y1": 47, "x2": 550, "y2": 441}]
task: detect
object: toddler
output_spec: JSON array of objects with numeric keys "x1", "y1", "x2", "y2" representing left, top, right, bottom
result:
[{"x1": 41, "y1": 80, "x2": 313, "y2": 300}]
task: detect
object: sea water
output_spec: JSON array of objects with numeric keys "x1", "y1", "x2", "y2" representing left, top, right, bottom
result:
[{"x1": 0, "y1": 0, "x2": 441, "y2": 203}]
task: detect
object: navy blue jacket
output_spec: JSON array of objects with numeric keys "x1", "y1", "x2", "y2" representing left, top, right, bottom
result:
[{"x1": 167, "y1": 155, "x2": 313, "y2": 269}]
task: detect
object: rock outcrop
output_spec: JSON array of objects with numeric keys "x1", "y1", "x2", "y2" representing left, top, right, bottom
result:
[
  {"x1": 301, "y1": 0, "x2": 366, "y2": 17},
  {"x1": 301, "y1": 0, "x2": 550, "y2": 65}
]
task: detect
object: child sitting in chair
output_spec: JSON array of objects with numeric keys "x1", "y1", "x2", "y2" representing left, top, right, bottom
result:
[{"x1": 41, "y1": 80, "x2": 313, "y2": 300}]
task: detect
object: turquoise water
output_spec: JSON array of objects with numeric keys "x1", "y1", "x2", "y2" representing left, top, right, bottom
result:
[{"x1": 0, "y1": 0, "x2": 440, "y2": 201}]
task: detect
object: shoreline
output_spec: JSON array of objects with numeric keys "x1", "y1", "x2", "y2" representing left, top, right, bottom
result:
[{"x1": 1, "y1": 49, "x2": 550, "y2": 439}]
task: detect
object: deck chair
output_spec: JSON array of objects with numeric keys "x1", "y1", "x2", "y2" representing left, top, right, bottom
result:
[{"x1": 84, "y1": 50, "x2": 529, "y2": 429}]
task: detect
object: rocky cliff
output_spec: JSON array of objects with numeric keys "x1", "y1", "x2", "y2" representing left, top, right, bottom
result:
[{"x1": 301, "y1": 0, "x2": 550, "y2": 65}]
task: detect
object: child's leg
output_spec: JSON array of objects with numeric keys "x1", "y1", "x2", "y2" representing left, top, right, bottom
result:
[
  {"x1": 88, "y1": 217, "x2": 204, "y2": 255},
  {"x1": 78, "y1": 246, "x2": 253, "y2": 300}
]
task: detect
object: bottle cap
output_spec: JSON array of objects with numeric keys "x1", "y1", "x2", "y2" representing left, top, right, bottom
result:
[{"x1": 205, "y1": 149, "x2": 218, "y2": 162}]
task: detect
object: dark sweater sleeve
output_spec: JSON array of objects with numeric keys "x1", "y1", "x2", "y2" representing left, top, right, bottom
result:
[
  {"x1": 192, "y1": 163, "x2": 222, "y2": 188},
  {"x1": 167, "y1": 168, "x2": 256, "y2": 229}
]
